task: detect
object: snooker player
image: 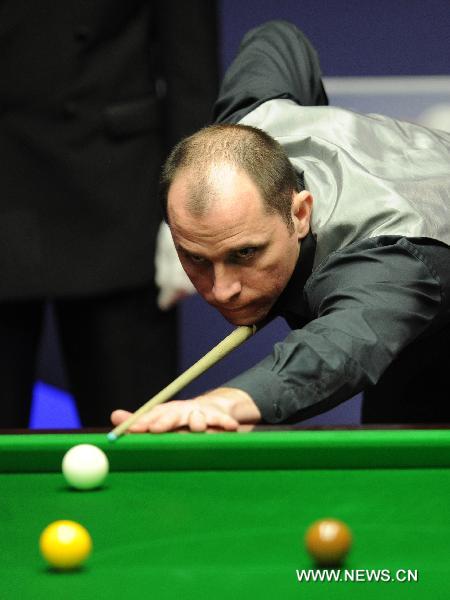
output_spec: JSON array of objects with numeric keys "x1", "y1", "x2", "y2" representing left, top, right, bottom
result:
[{"x1": 111, "y1": 21, "x2": 450, "y2": 433}]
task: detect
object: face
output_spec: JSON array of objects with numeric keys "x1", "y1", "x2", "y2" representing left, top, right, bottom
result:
[{"x1": 167, "y1": 164, "x2": 312, "y2": 325}]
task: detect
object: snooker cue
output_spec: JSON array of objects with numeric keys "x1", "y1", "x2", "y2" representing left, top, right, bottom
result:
[{"x1": 107, "y1": 324, "x2": 257, "y2": 441}]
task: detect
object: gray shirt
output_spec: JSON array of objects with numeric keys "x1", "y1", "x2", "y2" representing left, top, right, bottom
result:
[{"x1": 240, "y1": 99, "x2": 450, "y2": 268}]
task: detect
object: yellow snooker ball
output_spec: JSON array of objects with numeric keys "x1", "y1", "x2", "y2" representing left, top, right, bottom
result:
[{"x1": 39, "y1": 520, "x2": 92, "y2": 570}]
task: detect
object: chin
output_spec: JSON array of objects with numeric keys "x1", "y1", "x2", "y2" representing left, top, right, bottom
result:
[
  {"x1": 220, "y1": 305, "x2": 270, "y2": 326},
  {"x1": 224, "y1": 315, "x2": 255, "y2": 326}
]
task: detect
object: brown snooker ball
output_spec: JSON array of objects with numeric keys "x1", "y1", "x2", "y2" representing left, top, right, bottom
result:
[{"x1": 305, "y1": 518, "x2": 352, "y2": 566}]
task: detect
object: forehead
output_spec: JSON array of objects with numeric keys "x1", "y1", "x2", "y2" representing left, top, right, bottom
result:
[{"x1": 167, "y1": 164, "x2": 269, "y2": 229}]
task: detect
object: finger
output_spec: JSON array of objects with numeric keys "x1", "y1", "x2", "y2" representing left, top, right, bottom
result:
[
  {"x1": 110, "y1": 409, "x2": 132, "y2": 425},
  {"x1": 206, "y1": 412, "x2": 239, "y2": 431},
  {"x1": 218, "y1": 414, "x2": 239, "y2": 431},
  {"x1": 111, "y1": 408, "x2": 164, "y2": 432},
  {"x1": 148, "y1": 410, "x2": 184, "y2": 433},
  {"x1": 188, "y1": 409, "x2": 207, "y2": 432},
  {"x1": 127, "y1": 404, "x2": 173, "y2": 432},
  {"x1": 128, "y1": 421, "x2": 152, "y2": 433},
  {"x1": 122, "y1": 401, "x2": 192, "y2": 433}
]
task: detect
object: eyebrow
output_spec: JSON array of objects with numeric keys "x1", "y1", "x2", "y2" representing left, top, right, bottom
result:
[{"x1": 177, "y1": 242, "x2": 267, "y2": 259}]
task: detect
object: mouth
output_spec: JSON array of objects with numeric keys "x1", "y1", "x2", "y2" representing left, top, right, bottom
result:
[
  {"x1": 219, "y1": 305, "x2": 247, "y2": 313},
  {"x1": 217, "y1": 301, "x2": 271, "y2": 322},
  {"x1": 213, "y1": 301, "x2": 257, "y2": 314}
]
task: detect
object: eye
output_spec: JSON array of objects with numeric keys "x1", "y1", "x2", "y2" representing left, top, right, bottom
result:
[
  {"x1": 189, "y1": 253, "x2": 206, "y2": 264},
  {"x1": 235, "y1": 247, "x2": 257, "y2": 260}
]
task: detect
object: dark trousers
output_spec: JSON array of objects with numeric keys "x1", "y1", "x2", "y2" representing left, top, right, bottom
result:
[{"x1": 0, "y1": 284, "x2": 177, "y2": 427}]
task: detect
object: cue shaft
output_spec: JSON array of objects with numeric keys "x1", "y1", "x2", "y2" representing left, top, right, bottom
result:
[{"x1": 108, "y1": 325, "x2": 257, "y2": 441}]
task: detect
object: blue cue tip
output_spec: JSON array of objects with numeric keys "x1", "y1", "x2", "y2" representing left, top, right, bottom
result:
[{"x1": 107, "y1": 432, "x2": 118, "y2": 442}]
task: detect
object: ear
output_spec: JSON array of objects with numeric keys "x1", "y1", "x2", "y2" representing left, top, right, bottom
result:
[{"x1": 291, "y1": 190, "x2": 313, "y2": 239}]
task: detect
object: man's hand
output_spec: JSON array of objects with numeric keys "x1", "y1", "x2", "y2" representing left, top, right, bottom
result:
[{"x1": 110, "y1": 387, "x2": 262, "y2": 433}]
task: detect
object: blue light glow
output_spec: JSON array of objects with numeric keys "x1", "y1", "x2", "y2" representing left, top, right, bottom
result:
[{"x1": 29, "y1": 381, "x2": 81, "y2": 429}]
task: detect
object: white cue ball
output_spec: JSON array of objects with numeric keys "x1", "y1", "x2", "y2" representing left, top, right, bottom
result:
[{"x1": 62, "y1": 444, "x2": 109, "y2": 490}]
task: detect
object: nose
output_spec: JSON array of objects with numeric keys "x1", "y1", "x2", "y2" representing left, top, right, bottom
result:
[{"x1": 212, "y1": 263, "x2": 242, "y2": 304}]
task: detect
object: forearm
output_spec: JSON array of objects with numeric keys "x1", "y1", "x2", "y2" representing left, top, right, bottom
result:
[{"x1": 214, "y1": 20, "x2": 328, "y2": 124}]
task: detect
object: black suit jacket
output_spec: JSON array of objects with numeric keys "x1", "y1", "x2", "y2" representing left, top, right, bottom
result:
[{"x1": 0, "y1": 0, "x2": 218, "y2": 299}]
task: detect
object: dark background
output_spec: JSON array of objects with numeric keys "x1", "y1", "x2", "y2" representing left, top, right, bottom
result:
[{"x1": 218, "y1": 0, "x2": 450, "y2": 76}]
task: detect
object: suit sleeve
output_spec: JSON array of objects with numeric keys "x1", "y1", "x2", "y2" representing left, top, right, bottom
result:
[
  {"x1": 214, "y1": 20, "x2": 328, "y2": 124},
  {"x1": 224, "y1": 237, "x2": 447, "y2": 423},
  {"x1": 155, "y1": 1, "x2": 220, "y2": 151}
]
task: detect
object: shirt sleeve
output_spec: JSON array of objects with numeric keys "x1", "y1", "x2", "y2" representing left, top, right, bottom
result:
[
  {"x1": 223, "y1": 237, "x2": 445, "y2": 423},
  {"x1": 214, "y1": 20, "x2": 328, "y2": 124}
]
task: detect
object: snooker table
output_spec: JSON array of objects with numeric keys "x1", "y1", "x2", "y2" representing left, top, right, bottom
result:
[{"x1": 1, "y1": 428, "x2": 450, "y2": 599}]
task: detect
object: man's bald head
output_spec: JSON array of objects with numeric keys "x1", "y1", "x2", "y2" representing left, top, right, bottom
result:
[{"x1": 160, "y1": 123, "x2": 302, "y2": 232}]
